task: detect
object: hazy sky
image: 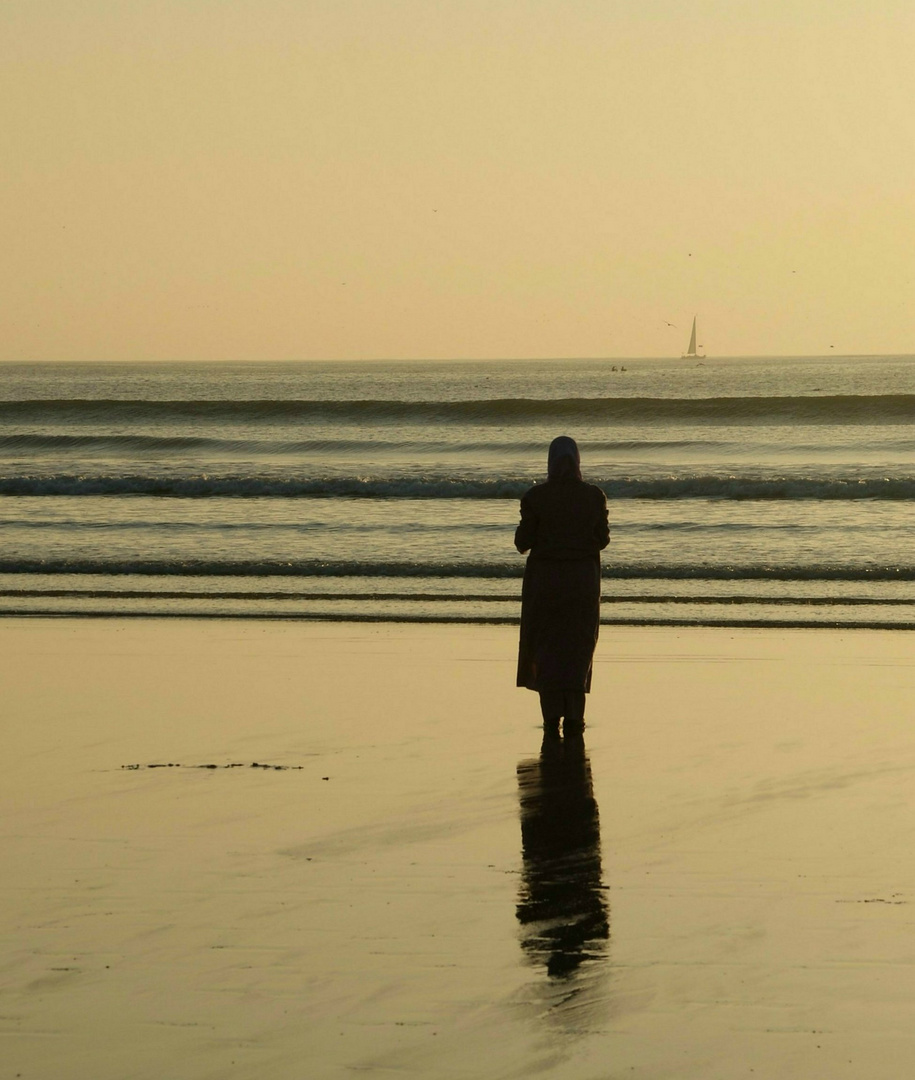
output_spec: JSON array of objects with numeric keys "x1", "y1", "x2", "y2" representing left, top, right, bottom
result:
[{"x1": 3, "y1": 0, "x2": 915, "y2": 360}]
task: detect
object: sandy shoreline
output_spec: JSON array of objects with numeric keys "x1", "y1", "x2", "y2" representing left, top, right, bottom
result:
[{"x1": 4, "y1": 619, "x2": 915, "y2": 1078}]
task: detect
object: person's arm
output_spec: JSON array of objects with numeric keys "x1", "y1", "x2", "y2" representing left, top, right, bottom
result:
[
  {"x1": 595, "y1": 491, "x2": 610, "y2": 550},
  {"x1": 514, "y1": 494, "x2": 538, "y2": 554}
]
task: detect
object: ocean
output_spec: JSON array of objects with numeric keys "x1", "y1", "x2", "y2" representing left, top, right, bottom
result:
[{"x1": 2, "y1": 355, "x2": 915, "y2": 628}]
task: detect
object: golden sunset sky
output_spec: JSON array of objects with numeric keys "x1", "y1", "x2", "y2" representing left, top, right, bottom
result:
[{"x1": 3, "y1": 0, "x2": 914, "y2": 360}]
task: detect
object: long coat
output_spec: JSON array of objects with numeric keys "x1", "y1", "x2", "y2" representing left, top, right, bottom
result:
[{"x1": 515, "y1": 477, "x2": 610, "y2": 693}]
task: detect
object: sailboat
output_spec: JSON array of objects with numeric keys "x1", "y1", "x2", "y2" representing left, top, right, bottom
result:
[{"x1": 681, "y1": 316, "x2": 705, "y2": 359}]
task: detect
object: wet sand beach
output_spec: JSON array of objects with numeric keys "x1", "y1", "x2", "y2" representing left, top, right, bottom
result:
[{"x1": 4, "y1": 619, "x2": 915, "y2": 1078}]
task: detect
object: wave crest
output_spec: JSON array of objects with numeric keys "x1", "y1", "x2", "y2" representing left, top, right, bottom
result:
[
  {"x1": 2, "y1": 394, "x2": 915, "y2": 423},
  {"x1": 2, "y1": 558, "x2": 915, "y2": 581},
  {"x1": 3, "y1": 473, "x2": 915, "y2": 500}
]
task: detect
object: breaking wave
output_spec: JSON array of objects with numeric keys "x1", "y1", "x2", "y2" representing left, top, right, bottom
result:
[
  {"x1": 2, "y1": 394, "x2": 915, "y2": 424},
  {"x1": 2, "y1": 557, "x2": 915, "y2": 581},
  {"x1": 3, "y1": 473, "x2": 915, "y2": 499}
]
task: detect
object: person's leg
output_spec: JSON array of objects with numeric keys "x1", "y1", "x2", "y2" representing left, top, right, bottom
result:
[
  {"x1": 539, "y1": 690, "x2": 563, "y2": 735},
  {"x1": 562, "y1": 691, "x2": 586, "y2": 733}
]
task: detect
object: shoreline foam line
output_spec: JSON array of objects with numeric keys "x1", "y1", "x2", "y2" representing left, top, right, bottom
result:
[
  {"x1": 3, "y1": 609, "x2": 915, "y2": 630},
  {"x1": 0, "y1": 588, "x2": 914, "y2": 606},
  {"x1": 2, "y1": 559, "x2": 915, "y2": 580}
]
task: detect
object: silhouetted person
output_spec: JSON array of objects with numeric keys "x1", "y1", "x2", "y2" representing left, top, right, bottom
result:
[
  {"x1": 516, "y1": 735, "x2": 609, "y2": 980},
  {"x1": 515, "y1": 436, "x2": 610, "y2": 734}
]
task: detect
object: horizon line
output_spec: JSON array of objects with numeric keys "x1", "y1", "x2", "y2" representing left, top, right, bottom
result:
[{"x1": 2, "y1": 353, "x2": 915, "y2": 365}]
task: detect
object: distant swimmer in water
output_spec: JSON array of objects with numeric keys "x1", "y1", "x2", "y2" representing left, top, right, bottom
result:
[{"x1": 515, "y1": 437, "x2": 610, "y2": 737}]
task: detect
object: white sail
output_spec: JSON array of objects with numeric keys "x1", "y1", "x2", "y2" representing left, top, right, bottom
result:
[{"x1": 681, "y1": 316, "x2": 704, "y2": 359}]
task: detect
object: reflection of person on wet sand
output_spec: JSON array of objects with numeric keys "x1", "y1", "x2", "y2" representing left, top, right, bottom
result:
[
  {"x1": 516, "y1": 735, "x2": 609, "y2": 980},
  {"x1": 515, "y1": 436, "x2": 610, "y2": 736}
]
